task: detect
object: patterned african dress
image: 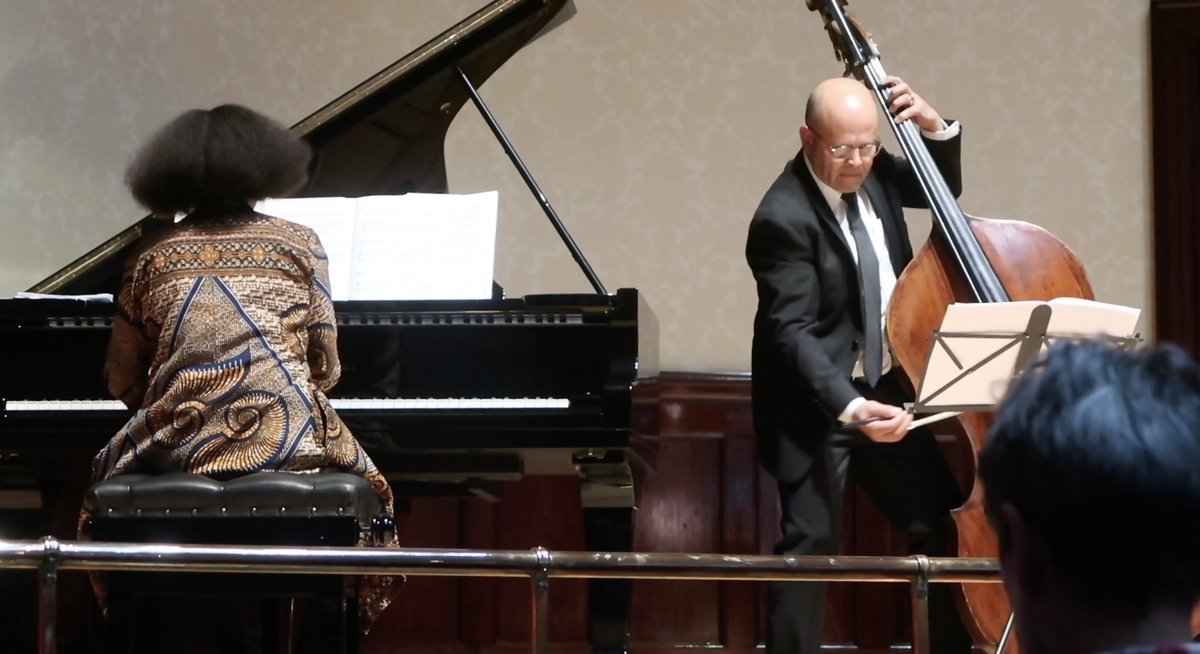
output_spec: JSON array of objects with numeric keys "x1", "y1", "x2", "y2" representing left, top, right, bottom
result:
[{"x1": 84, "y1": 204, "x2": 397, "y2": 626}]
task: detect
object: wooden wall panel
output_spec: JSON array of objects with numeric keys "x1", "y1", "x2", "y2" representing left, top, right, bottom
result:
[
  {"x1": 364, "y1": 371, "x2": 935, "y2": 653},
  {"x1": 361, "y1": 372, "x2": 950, "y2": 653},
  {"x1": 634, "y1": 373, "x2": 760, "y2": 651},
  {"x1": 630, "y1": 433, "x2": 723, "y2": 645},
  {"x1": 369, "y1": 478, "x2": 594, "y2": 654},
  {"x1": 631, "y1": 373, "x2": 916, "y2": 653},
  {"x1": 1151, "y1": 0, "x2": 1200, "y2": 353}
]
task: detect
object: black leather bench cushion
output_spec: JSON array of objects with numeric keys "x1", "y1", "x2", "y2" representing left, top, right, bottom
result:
[{"x1": 85, "y1": 471, "x2": 382, "y2": 527}]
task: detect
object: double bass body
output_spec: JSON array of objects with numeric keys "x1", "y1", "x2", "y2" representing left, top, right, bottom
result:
[{"x1": 887, "y1": 214, "x2": 1094, "y2": 647}]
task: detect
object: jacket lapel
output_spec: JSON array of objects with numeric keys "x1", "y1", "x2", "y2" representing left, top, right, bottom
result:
[
  {"x1": 861, "y1": 174, "x2": 908, "y2": 276},
  {"x1": 791, "y1": 153, "x2": 855, "y2": 267}
]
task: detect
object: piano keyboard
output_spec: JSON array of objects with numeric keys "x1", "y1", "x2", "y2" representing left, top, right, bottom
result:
[{"x1": 4, "y1": 397, "x2": 570, "y2": 412}]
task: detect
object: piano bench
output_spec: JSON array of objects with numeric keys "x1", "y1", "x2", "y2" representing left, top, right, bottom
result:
[{"x1": 84, "y1": 471, "x2": 390, "y2": 654}]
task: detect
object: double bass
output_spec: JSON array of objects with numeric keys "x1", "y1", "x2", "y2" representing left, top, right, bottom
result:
[{"x1": 804, "y1": 1, "x2": 1094, "y2": 651}]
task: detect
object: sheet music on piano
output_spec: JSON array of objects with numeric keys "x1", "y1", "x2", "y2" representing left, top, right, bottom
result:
[{"x1": 256, "y1": 191, "x2": 499, "y2": 301}]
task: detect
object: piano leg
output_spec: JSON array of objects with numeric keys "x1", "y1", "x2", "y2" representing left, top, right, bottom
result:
[
  {"x1": 582, "y1": 506, "x2": 633, "y2": 654},
  {"x1": 577, "y1": 454, "x2": 641, "y2": 654}
]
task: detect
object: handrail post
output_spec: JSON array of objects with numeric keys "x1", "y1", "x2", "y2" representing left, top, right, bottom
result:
[
  {"x1": 531, "y1": 547, "x2": 551, "y2": 654},
  {"x1": 910, "y1": 555, "x2": 931, "y2": 654},
  {"x1": 37, "y1": 536, "x2": 61, "y2": 654}
]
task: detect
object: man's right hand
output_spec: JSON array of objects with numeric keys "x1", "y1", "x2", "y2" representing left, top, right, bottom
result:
[{"x1": 853, "y1": 400, "x2": 911, "y2": 443}]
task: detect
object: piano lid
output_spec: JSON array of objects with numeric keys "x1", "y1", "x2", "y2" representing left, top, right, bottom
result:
[{"x1": 30, "y1": 0, "x2": 573, "y2": 296}]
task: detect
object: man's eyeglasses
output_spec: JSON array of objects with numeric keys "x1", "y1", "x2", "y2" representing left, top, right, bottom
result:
[{"x1": 810, "y1": 129, "x2": 882, "y2": 161}]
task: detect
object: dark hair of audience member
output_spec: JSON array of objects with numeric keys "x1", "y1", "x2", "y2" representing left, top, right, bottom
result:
[
  {"x1": 981, "y1": 340, "x2": 1200, "y2": 619},
  {"x1": 125, "y1": 103, "x2": 312, "y2": 215}
]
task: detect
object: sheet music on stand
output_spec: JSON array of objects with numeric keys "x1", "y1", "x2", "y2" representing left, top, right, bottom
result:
[
  {"x1": 909, "y1": 298, "x2": 1141, "y2": 427},
  {"x1": 257, "y1": 191, "x2": 498, "y2": 301}
]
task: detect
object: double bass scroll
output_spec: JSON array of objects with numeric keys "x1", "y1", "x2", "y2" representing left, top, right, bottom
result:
[{"x1": 807, "y1": 0, "x2": 1008, "y2": 304}]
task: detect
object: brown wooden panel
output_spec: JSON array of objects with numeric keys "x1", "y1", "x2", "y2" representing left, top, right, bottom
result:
[
  {"x1": 634, "y1": 374, "x2": 755, "y2": 650},
  {"x1": 365, "y1": 497, "x2": 466, "y2": 650},
  {"x1": 719, "y1": 429, "x2": 765, "y2": 649},
  {"x1": 630, "y1": 372, "x2": 921, "y2": 652},
  {"x1": 461, "y1": 498, "x2": 500, "y2": 651},
  {"x1": 369, "y1": 477, "x2": 593, "y2": 654},
  {"x1": 631, "y1": 432, "x2": 723, "y2": 644},
  {"x1": 1151, "y1": 0, "x2": 1200, "y2": 354},
  {"x1": 1148, "y1": 11, "x2": 1200, "y2": 632},
  {"x1": 495, "y1": 476, "x2": 589, "y2": 645}
]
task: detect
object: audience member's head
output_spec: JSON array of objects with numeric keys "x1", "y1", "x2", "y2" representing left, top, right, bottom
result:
[
  {"x1": 125, "y1": 103, "x2": 311, "y2": 215},
  {"x1": 982, "y1": 339, "x2": 1200, "y2": 654}
]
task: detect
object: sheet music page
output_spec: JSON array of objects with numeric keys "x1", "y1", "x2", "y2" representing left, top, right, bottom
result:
[
  {"x1": 257, "y1": 196, "x2": 357, "y2": 298},
  {"x1": 1045, "y1": 296, "x2": 1141, "y2": 340},
  {"x1": 347, "y1": 191, "x2": 498, "y2": 301},
  {"x1": 918, "y1": 302, "x2": 1044, "y2": 410}
]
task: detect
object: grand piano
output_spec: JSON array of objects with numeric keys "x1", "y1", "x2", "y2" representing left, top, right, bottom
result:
[{"x1": 0, "y1": 1, "x2": 658, "y2": 651}]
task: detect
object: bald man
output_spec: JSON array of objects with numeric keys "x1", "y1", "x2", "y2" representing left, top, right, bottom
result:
[{"x1": 746, "y1": 76, "x2": 971, "y2": 654}]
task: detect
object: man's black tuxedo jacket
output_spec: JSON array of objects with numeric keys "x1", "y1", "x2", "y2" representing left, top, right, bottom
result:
[{"x1": 746, "y1": 134, "x2": 962, "y2": 484}]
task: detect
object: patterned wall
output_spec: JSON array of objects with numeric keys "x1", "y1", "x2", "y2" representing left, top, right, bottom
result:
[{"x1": 0, "y1": 0, "x2": 1151, "y2": 372}]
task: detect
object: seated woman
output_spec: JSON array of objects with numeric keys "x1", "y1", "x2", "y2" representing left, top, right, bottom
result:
[{"x1": 82, "y1": 103, "x2": 398, "y2": 627}]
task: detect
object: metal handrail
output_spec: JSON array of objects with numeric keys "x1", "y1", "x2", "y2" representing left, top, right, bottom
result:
[{"x1": 0, "y1": 537, "x2": 1002, "y2": 654}]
